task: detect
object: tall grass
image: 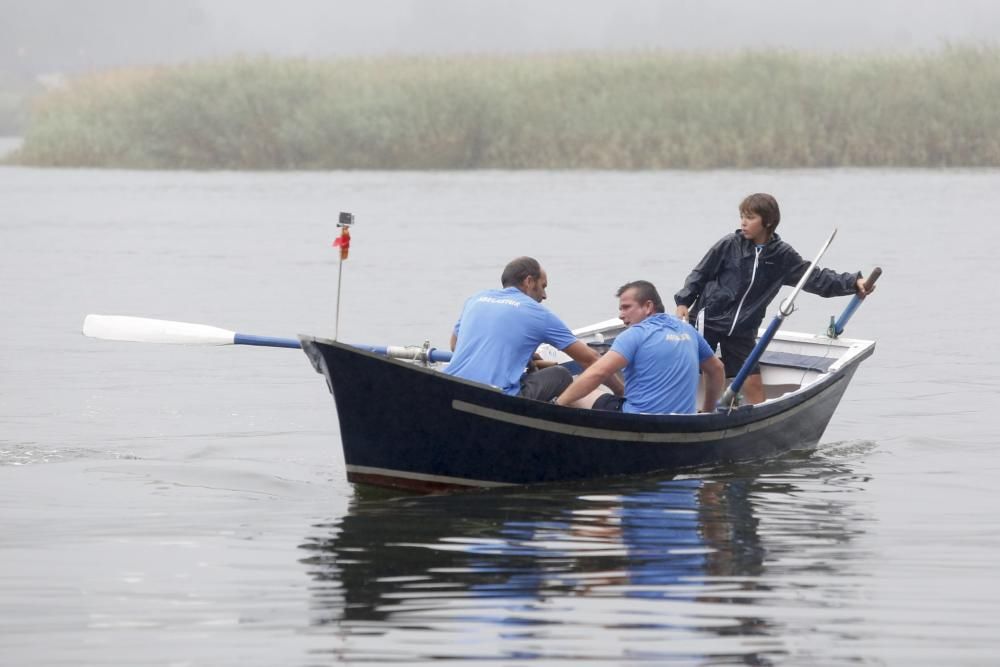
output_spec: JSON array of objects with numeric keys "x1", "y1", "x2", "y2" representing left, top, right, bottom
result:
[{"x1": 11, "y1": 47, "x2": 1000, "y2": 169}]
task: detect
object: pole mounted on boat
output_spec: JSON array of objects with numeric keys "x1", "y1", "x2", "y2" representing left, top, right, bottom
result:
[
  {"x1": 333, "y1": 211, "x2": 354, "y2": 340},
  {"x1": 829, "y1": 267, "x2": 882, "y2": 338},
  {"x1": 718, "y1": 229, "x2": 839, "y2": 410}
]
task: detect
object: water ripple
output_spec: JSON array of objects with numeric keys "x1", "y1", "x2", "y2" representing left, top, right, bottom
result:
[{"x1": 0, "y1": 442, "x2": 140, "y2": 466}]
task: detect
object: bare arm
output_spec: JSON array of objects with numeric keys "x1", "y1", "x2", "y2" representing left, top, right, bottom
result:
[
  {"x1": 699, "y1": 356, "x2": 725, "y2": 412},
  {"x1": 561, "y1": 340, "x2": 625, "y2": 396},
  {"x1": 556, "y1": 351, "x2": 628, "y2": 407},
  {"x1": 604, "y1": 369, "x2": 626, "y2": 397},
  {"x1": 449, "y1": 332, "x2": 458, "y2": 351}
]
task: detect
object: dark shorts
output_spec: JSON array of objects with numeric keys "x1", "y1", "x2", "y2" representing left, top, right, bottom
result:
[
  {"x1": 702, "y1": 328, "x2": 760, "y2": 378},
  {"x1": 518, "y1": 365, "x2": 573, "y2": 402},
  {"x1": 593, "y1": 393, "x2": 626, "y2": 412}
]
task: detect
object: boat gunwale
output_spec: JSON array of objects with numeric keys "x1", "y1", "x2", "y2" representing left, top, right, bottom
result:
[{"x1": 299, "y1": 332, "x2": 873, "y2": 436}]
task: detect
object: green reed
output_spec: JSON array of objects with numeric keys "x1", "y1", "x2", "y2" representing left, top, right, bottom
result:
[{"x1": 10, "y1": 47, "x2": 1000, "y2": 169}]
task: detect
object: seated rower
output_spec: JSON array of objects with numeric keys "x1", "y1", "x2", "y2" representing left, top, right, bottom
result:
[
  {"x1": 556, "y1": 280, "x2": 724, "y2": 414},
  {"x1": 445, "y1": 256, "x2": 624, "y2": 402}
]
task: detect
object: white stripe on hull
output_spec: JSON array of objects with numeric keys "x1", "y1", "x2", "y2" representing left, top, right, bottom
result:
[
  {"x1": 346, "y1": 464, "x2": 512, "y2": 488},
  {"x1": 452, "y1": 390, "x2": 826, "y2": 444}
]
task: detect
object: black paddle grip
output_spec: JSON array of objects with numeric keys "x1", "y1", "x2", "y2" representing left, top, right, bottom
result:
[{"x1": 863, "y1": 267, "x2": 882, "y2": 290}]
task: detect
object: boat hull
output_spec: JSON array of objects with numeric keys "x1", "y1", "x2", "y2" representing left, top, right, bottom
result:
[{"x1": 301, "y1": 335, "x2": 871, "y2": 492}]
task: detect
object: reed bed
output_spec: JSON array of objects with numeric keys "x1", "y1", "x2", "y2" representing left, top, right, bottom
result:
[{"x1": 11, "y1": 47, "x2": 1000, "y2": 169}]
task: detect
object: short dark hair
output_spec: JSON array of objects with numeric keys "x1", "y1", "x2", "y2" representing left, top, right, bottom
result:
[
  {"x1": 616, "y1": 280, "x2": 665, "y2": 313},
  {"x1": 501, "y1": 256, "x2": 542, "y2": 288},
  {"x1": 739, "y1": 193, "x2": 781, "y2": 234}
]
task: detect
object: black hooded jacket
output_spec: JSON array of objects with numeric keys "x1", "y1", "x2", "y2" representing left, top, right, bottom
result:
[{"x1": 674, "y1": 231, "x2": 860, "y2": 336}]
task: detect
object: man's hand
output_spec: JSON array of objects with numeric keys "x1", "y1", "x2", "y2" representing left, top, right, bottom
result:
[{"x1": 528, "y1": 353, "x2": 558, "y2": 372}]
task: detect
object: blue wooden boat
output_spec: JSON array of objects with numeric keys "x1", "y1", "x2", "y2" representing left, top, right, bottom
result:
[{"x1": 300, "y1": 319, "x2": 875, "y2": 493}]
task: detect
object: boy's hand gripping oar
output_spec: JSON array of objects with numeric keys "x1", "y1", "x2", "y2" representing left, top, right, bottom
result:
[
  {"x1": 829, "y1": 267, "x2": 882, "y2": 337},
  {"x1": 718, "y1": 229, "x2": 838, "y2": 410}
]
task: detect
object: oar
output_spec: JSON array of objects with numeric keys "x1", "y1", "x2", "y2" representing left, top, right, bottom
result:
[
  {"x1": 718, "y1": 229, "x2": 838, "y2": 409},
  {"x1": 83, "y1": 314, "x2": 301, "y2": 348},
  {"x1": 829, "y1": 267, "x2": 882, "y2": 337},
  {"x1": 82, "y1": 314, "x2": 453, "y2": 362}
]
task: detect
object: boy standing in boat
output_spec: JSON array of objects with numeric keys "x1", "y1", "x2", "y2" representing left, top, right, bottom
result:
[
  {"x1": 674, "y1": 193, "x2": 874, "y2": 404},
  {"x1": 556, "y1": 280, "x2": 724, "y2": 414},
  {"x1": 445, "y1": 256, "x2": 624, "y2": 402}
]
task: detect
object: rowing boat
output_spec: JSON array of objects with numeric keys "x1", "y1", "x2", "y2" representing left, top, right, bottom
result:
[{"x1": 301, "y1": 318, "x2": 874, "y2": 492}]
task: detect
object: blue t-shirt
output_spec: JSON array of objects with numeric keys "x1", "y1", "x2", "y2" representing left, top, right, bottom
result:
[
  {"x1": 611, "y1": 313, "x2": 714, "y2": 414},
  {"x1": 444, "y1": 287, "x2": 579, "y2": 395}
]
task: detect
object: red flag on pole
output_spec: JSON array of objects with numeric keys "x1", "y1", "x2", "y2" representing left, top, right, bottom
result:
[{"x1": 333, "y1": 227, "x2": 351, "y2": 260}]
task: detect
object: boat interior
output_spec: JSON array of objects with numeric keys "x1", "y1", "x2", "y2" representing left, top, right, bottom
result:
[{"x1": 556, "y1": 318, "x2": 875, "y2": 406}]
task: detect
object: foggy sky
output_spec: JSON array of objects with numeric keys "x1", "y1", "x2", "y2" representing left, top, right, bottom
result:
[
  {"x1": 4, "y1": 0, "x2": 1000, "y2": 77},
  {"x1": 203, "y1": 0, "x2": 1000, "y2": 56}
]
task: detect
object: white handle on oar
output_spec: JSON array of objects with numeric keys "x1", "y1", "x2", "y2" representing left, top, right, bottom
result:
[{"x1": 82, "y1": 314, "x2": 301, "y2": 348}]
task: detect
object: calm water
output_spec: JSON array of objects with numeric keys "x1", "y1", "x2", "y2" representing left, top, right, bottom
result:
[{"x1": 1, "y1": 167, "x2": 998, "y2": 665}]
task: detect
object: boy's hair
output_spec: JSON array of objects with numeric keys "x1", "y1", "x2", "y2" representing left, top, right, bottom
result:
[
  {"x1": 739, "y1": 193, "x2": 781, "y2": 234},
  {"x1": 616, "y1": 280, "x2": 665, "y2": 313},
  {"x1": 501, "y1": 256, "x2": 542, "y2": 287}
]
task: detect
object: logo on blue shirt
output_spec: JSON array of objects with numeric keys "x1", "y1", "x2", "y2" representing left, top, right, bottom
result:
[{"x1": 476, "y1": 296, "x2": 522, "y2": 307}]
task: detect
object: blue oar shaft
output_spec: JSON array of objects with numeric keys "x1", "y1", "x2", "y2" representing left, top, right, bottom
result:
[
  {"x1": 719, "y1": 315, "x2": 782, "y2": 407},
  {"x1": 232, "y1": 335, "x2": 452, "y2": 362},
  {"x1": 833, "y1": 267, "x2": 881, "y2": 337},
  {"x1": 833, "y1": 299, "x2": 863, "y2": 336},
  {"x1": 233, "y1": 333, "x2": 301, "y2": 348}
]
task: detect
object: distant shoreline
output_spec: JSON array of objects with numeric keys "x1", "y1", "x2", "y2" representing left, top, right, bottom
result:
[{"x1": 9, "y1": 48, "x2": 1000, "y2": 170}]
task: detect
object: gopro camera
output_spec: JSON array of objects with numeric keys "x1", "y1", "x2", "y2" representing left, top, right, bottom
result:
[{"x1": 338, "y1": 211, "x2": 354, "y2": 227}]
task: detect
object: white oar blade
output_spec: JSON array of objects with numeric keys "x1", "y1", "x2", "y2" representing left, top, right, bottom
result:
[{"x1": 83, "y1": 314, "x2": 237, "y2": 346}]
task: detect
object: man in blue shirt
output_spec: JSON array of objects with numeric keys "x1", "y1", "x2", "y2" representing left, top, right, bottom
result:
[
  {"x1": 556, "y1": 280, "x2": 724, "y2": 414},
  {"x1": 445, "y1": 257, "x2": 624, "y2": 402}
]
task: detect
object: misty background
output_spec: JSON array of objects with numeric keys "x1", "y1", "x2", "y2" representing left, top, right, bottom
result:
[{"x1": 4, "y1": 0, "x2": 1000, "y2": 80}]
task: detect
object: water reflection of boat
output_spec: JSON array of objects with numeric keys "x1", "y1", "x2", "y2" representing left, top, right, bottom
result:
[
  {"x1": 301, "y1": 319, "x2": 875, "y2": 492},
  {"x1": 300, "y1": 475, "x2": 766, "y2": 626},
  {"x1": 299, "y1": 454, "x2": 870, "y2": 662}
]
